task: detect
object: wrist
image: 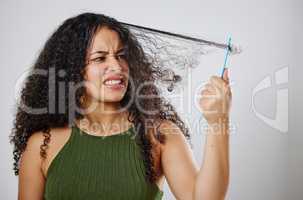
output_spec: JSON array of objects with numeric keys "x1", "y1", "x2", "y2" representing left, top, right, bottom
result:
[
  {"x1": 206, "y1": 117, "x2": 230, "y2": 135},
  {"x1": 207, "y1": 116, "x2": 229, "y2": 126}
]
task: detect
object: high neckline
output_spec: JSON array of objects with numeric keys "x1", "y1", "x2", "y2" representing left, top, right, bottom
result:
[{"x1": 72, "y1": 123, "x2": 135, "y2": 139}]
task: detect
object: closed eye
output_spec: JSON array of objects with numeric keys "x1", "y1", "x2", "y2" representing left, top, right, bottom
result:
[
  {"x1": 91, "y1": 56, "x2": 106, "y2": 63},
  {"x1": 88, "y1": 51, "x2": 128, "y2": 64},
  {"x1": 116, "y1": 53, "x2": 127, "y2": 60}
]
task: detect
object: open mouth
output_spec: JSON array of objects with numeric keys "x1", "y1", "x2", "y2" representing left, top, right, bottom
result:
[{"x1": 103, "y1": 78, "x2": 126, "y2": 89}]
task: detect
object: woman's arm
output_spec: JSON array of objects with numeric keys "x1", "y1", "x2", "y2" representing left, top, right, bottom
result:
[
  {"x1": 194, "y1": 120, "x2": 230, "y2": 200},
  {"x1": 160, "y1": 121, "x2": 199, "y2": 200},
  {"x1": 161, "y1": 71, "x2": 231, "y2": 200},
  {"x1": 18, "y1": 132, "x2": 46, "y2": 200},
  {"x1": 194, "y1": 71, "x2": 231, "y2": 200}
]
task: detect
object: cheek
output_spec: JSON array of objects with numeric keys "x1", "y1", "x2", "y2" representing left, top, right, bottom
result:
[
  {"x1": 84, "y1": 67, "x2": 105, "y2": 95},
  {"x1": 85, "y1": 66, "x2": 103, "y2": 81},
  {"x1": 122, "y1": 64, "x2": 130, "y2": 79}
]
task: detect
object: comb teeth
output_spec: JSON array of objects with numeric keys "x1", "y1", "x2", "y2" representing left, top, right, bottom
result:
[{"x1": 229, "y1": 44, "x2": 243, "y2": 55}]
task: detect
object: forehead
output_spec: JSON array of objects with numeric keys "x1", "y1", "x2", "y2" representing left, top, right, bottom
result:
[{"x1": 89, "y1": 26, "x2": 123, "y2": 51}]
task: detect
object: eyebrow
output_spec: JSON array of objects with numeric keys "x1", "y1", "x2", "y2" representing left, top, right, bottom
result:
[{"x1": 89, "y1": 47, "x2": 126, "y2": 56}]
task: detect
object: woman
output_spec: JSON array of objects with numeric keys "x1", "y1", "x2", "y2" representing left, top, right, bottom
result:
[{"x1": 10, "y1": 13, "x2": 231, "y2": 200}]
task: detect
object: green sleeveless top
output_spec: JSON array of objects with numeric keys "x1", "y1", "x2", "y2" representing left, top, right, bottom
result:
[{"x1": 44, "y1": 124, "x2": 164, "y2": 200}]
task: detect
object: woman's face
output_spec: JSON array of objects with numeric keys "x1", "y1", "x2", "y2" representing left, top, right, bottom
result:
[{"x1": 83, "y1": 27, "x2": 130, "y2": 104}]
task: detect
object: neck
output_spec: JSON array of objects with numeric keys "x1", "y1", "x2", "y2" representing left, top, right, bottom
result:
[{"x1": 76, "y1": 99, "x2": 131, "y2": 134}]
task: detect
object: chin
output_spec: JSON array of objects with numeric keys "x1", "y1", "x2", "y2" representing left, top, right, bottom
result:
[
  {"x1": 102, "y1": 94, "x2": 126, "y2": 102},
  {"x1": 103, "y1": 98, "x2": 123, "y2": 103}
]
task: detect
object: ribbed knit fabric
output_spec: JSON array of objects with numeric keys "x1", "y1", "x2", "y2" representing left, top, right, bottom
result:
[{"x1": 44, "y1": 123, "x2": 163, "y2": 200}]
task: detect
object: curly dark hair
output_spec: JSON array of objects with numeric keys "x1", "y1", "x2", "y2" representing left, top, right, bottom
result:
[{"x1": 9, "y1": 12, "x2": 191, "y2": 184}]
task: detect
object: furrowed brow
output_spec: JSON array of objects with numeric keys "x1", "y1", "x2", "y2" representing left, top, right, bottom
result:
[{"x1": 90, "y1": 47, "x2": 126, "y2": 56}]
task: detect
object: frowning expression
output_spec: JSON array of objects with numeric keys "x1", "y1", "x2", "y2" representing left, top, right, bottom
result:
[{"x1": 83, "y1": 27, "x2": 130, "y2": 103}]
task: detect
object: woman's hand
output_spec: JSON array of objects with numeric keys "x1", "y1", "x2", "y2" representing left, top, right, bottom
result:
[{"x1": 199, "y1": 69, "x2": 232, "y2": 125}]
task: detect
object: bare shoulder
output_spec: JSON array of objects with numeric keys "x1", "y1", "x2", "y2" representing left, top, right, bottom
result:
[
  {"x1": 157, "y1": 120, "x2": 183, "y2": 136},
  {"x1": 20, "y1": 131, "x2": 47, "y2": 171},
  {"x1": 156, "y1": 120, "x2": 189, "y2": 152},
  {"x1": 26, "y1": 126, "x2": 71, "y2": 153},
  {"x1": 45, "y1": 126, "x2": 73, "y2": 147},
  {"x1": 40, "y1": 126, "x2": 73, "y2": 178},
  {"x1": 25, "y1": 131, "x2": 48, "y2": 153},
  {"x1": 24, "y1": 126, "x2": 73, "y2": 178},
  {"x1": 18, "y1": 126, "x2": 72, "y2": 199}
]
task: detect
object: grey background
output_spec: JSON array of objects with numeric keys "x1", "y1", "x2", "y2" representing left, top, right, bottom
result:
[{"x1": 1, "y1": 0, "x2": 302, "y2": 199}]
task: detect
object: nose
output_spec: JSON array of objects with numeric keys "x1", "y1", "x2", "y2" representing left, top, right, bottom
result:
[{"x1": 106, "y1": 55, "x2": 122, "y2": 72}]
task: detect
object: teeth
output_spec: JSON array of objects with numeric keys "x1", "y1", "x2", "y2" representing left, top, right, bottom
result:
[{"x1": 104, "y1": 79, "x2": 122, "y2": 85}]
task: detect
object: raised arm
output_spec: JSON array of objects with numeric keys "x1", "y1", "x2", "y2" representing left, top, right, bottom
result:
[{"x1": 160, "y1": 71, "x2": 231, "y2": 200}]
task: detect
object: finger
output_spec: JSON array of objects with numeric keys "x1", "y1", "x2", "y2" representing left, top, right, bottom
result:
[
  {"x1": 210, "y1": 76, "x2": 231, "y2": 97},
  {"x1": 201, "y1": 89, "x2": 213, "y2": 96},
  {"x1": 222, "y1": 68, "x2": 229, "y2": 84},
  {"x1": 210, "y1": 76, "x2": 227, "y2": 89},
  {"x1": 204, "y1": 83, "x2": 215, "y2": 92}
]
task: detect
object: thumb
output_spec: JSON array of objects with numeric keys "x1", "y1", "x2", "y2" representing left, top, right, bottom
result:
[{"x1": 222, "y1": 68, "x2": 229, "y2": 83}]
